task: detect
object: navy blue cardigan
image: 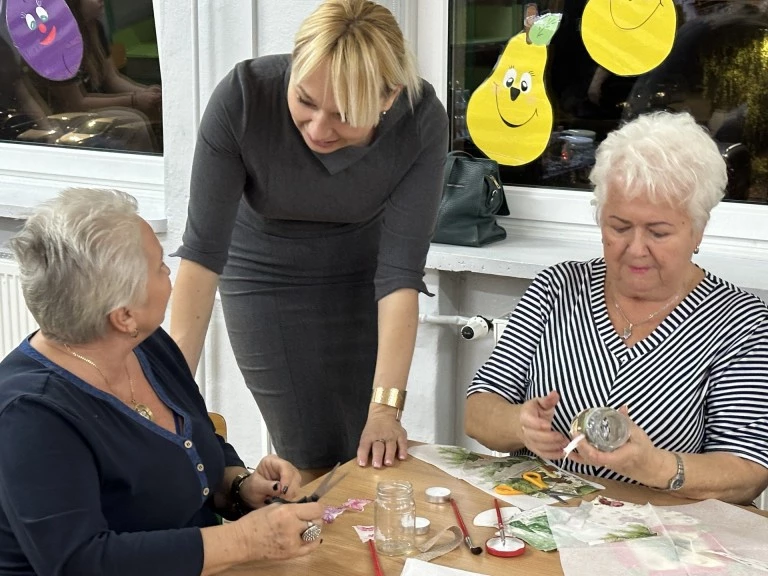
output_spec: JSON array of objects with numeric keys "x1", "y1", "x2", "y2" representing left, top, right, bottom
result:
[{"x1": 0, "y1": 328, "x2": 244, "y2": 575}]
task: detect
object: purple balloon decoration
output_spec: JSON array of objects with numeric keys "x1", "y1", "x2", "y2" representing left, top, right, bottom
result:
[{"x1": 6, "y1": 0, "x2": 83, "y2": 80}]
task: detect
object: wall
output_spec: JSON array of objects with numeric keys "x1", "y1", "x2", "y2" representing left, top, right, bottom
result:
[
  {"x1": 0, "y1": 219, "x2": 22, "y2": 250},
  {"x1": 449, "y1": 272, "x2": 530, "y2": 452}
]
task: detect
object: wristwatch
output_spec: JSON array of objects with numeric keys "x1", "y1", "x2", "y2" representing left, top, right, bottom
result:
[{"x1": 666, "y1": 453, "x2": 685, "y2": 491}]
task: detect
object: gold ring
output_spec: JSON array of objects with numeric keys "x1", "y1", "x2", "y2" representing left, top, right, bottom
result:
[
  {"x1": 301, "y1": 521, "x2": 322, "y2": 543},
  {"x1": 374, "y1": 439, "x2": 386, "y2": 443}
]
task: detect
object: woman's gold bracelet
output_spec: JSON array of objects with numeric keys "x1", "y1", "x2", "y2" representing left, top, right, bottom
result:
[{"x1": 371, "y1": 387, "x2": 406, "y2": 421}]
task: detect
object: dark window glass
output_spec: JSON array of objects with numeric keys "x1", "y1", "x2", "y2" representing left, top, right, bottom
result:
[
  {"x1": 449, "y1": 0, "x2": 768, "y2": 203},
  {"x1": 0, "y1": 0, "x2": 162, "y2": 154}
]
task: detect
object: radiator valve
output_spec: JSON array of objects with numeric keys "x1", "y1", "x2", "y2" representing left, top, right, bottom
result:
[{"x1": 460, "y1": 316, "x2": 493, "y2": 340}]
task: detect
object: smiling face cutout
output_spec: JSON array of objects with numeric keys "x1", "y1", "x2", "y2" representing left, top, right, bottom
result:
[
  {"x1": 581, "y1": 0, "x2": 676, "y2": 76},
  {"x1": 6, "y1": 0, "x2": 83, "y2": 80},
  {"x1": 466, "y1": 33, "x2": 553, "y2": 166}
]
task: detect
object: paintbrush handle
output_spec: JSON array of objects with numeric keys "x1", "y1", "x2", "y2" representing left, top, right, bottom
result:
[
  {"x1": 450, "y1": 498, "x2": 482, "y2": 555},
  {"x1": 493, "y1": 498, "x2": 507, "y2": 544},
  {"x1": 449, "y1": 498, "x2": 470, "y2": 538},
  {"x1": 367, "y1": 539, "x2": 385, "y2": 576}
]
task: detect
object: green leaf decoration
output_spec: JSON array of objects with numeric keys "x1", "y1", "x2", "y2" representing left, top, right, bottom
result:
[{"x1": 529, "y1": 13, "x2": 562, "y2": 46}]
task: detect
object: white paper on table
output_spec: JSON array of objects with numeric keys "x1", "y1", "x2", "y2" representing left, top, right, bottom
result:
[
  {"x1": 550, "y1": 499, "x2": 768, "y2": 576},
  {"x1": 400, "y1": 558, "x2": 490, "y2": 576},
  {"x1": 473, "y1": 506, "x2": 523, "y2": 528}
]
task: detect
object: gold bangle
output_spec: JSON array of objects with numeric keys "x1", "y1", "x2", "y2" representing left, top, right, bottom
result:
[{"x1": 371, "y1": 387, "x2": 406, "y2": 411}]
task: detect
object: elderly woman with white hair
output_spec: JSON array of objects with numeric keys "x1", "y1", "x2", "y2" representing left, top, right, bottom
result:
[
  {"x1": 0, "y1": 188, "x2": 323, "y2": 575},
  {"x1": 465, "y1": 111, "x2": 768, "y2": 504}
]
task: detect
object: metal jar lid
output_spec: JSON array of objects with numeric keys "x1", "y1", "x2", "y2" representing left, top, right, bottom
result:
[
  {"x1": 415, "y1": 516, "x2": 431, "y2": 535},
  {"x1": 425, "y1": 486, "x2": 451, "y2": 504},
  {"x1": 570, "y1": 407, "x2": 630, "y2": 452}
]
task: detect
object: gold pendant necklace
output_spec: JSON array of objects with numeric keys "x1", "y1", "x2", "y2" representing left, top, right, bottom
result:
[
  {"x1": 612, "y1": 293, "x2": 680, "y2": 341},
  {"x1": 64, "y1": 344, "x2": 154, "y2": 421}
]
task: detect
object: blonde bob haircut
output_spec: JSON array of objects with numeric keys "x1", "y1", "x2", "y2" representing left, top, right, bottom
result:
[
  {"x1": 9, "y1": 188, "x2": 147, "y2": 345},
  {"x1": 291, "y1": 0, "x2": 422, "y2": 128}
]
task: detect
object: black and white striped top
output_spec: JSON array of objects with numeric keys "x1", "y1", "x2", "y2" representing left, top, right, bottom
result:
[{"x1": 468, "y1": 259, "x2": 768, "y2": 482}]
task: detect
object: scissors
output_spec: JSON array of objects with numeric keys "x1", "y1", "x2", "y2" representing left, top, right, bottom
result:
[
  {"x1": 269, "y1": 462, "x2": 347, "y2": 504},
  {"x1": 522, "y1": 471, "x2": 566, "y2": 503},
  {"x1": 522, "y1": 471, "x2": 548, "y2": 490},
  {"x1": 493, "y1": 483, "x2": 524, "y2": 496}
]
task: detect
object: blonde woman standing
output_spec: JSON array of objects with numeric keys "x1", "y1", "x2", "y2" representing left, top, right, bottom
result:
[{"x1": 172, "y1": 0, "x2": 448, "y2": 481}]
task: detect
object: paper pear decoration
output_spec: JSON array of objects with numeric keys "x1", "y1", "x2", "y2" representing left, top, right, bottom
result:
[
  {"x1": 466, "y1": 11, "x2": 561, "y2": 166},
  {"x1": 581, "y1": 0, "x2": 676, "y2": 76}
]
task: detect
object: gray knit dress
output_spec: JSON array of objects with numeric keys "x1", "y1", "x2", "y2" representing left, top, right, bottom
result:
[{"x1": 175, "y1": 55, "x2": 448, "y2": 468}]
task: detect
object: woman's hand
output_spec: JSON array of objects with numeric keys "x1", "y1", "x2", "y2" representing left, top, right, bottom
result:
[
  {"x1": 518, "y1": 390, "x2": 570, "y2": 460},
  {"x1": 133, "y1": 88, "x2": 162, "y2": 115},
  {"x1": 567, "y1": 407, "x2": 670, "y2": 486},
  {"x1": 356, "y1": 405, "x2": 407, "y2": 468},
  {"x1": 234, "y1": 501, "x2": 324, "y2": 562},
  {"x1": 240, "y1": 455, "x2": 303, "y2": 508}
]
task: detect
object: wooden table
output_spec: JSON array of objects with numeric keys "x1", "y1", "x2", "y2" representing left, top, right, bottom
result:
[{"x1": 223, "y1": 450, "x2": 768, "y2": 576}]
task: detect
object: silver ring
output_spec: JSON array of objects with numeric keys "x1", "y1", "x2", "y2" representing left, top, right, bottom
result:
[
  {"x1": 301, "y1": 521, "x2": 322, "y2": 543},
  {"x1": 374, "y1": 439, "x2": 386, "y2": 443}
]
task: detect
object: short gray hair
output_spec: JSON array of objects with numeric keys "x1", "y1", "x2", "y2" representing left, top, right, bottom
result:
[
  {"x1": 590, "y1": 111, "x2": 727, "y2": 233},
  {"x1": 9, "y1": 188, "x2": 147, "y2": 344}
]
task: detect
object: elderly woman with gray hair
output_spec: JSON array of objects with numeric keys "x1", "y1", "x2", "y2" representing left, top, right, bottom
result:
[
  {"x1": 465, "y1": 111, "x2": 768, "y2": 505},
  {"x1": 0, "y1": 188, "x2": 323, "y2": 575}
]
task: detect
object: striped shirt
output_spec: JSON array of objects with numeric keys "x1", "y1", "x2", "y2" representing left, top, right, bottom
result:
[{"x1": 468, "y1": 258, "x2": 768, "y2": 482}]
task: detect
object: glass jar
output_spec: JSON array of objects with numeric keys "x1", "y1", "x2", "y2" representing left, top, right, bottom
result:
[
  {"x1": 374, "y1": 480, "x2": 415, "y2": 556},
  {"x1": 570, "y1": 407, "x2": 630, "y2": 452}
]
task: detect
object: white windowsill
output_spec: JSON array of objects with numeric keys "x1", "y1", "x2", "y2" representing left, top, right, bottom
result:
[
  {"x1": 428, "y1": 218, "x2": 768, "y2": 295},
  {"x1": 0, "y1": 143, "x2": 166, "y2": 232}
]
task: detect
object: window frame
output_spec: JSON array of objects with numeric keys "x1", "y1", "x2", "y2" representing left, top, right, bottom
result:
[
  {"x1": 0, "y1": 143, "x2": 165, "y2": 226},
  {"x1": 0, "y1": 1, "x2": 165, "y2": 226},
  {"x1": 416, "y1": 0, "x2": 768, "y2": 251}
]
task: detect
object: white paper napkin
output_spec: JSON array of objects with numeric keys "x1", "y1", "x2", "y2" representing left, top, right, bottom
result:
[{"x1": 400, "y1": 558, "x2": 490, "y2": 576}]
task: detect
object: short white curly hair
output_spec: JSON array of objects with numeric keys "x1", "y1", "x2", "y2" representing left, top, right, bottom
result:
[{"x1": 590, "y1": 111, "x2": 727, "y2": 233}]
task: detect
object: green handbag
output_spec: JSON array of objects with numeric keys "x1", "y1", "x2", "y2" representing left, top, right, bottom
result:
[{"x1": 432, "y1": 151, "x2": 510, "y2": 247}]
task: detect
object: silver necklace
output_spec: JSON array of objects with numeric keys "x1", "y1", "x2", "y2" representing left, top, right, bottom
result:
[
  {"x1": 64, "y1": 344, "x2": 153, "y2": 421},
  {"x1": 612, "y1": 294, "x2": 680, "y2": 340}
]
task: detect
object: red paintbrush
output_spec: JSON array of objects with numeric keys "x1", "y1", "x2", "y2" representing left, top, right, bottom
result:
[
  {"x1": 494, "y1": 498, "x2": 507, "y2": 545},
  {"x1": 367, "y1": 539, "x2": 385, "y2": 576},
  {"x1": 449, "y1": 497, "x2": 482, "y2": 555}
]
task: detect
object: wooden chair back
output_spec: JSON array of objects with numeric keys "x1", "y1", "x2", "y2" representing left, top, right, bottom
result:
[{"x1": 208, "y1": 412, "x2": 227, "y2": 441}]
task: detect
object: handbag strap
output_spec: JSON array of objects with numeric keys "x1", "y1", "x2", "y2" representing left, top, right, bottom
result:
[
  {"x1": 443, "y1": 153, "x2": 461, "y2": 186},
  {"x1": 443, "y1": 151, "x2": 478, "y2": 185}
]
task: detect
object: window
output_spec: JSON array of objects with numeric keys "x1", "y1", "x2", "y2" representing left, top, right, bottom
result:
[
  {"x1": 449, "y1": 0, "x2": 768, "y2": 205},
  {"x1": 1, "y1": 0, "x2": 162, "y2": 155}
]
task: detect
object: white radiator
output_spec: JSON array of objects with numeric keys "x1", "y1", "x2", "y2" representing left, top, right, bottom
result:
[{"x1": 0, "y1": 257, "x2": 38, "y2": 358}]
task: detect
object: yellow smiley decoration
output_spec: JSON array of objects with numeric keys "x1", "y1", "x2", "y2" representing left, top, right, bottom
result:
[
  {"x1": 466, "y1": 32, "x2": 554, "y2": 166},
  {"x1": 581, "y1": 0, "x2": 677, "y2": 76}
]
